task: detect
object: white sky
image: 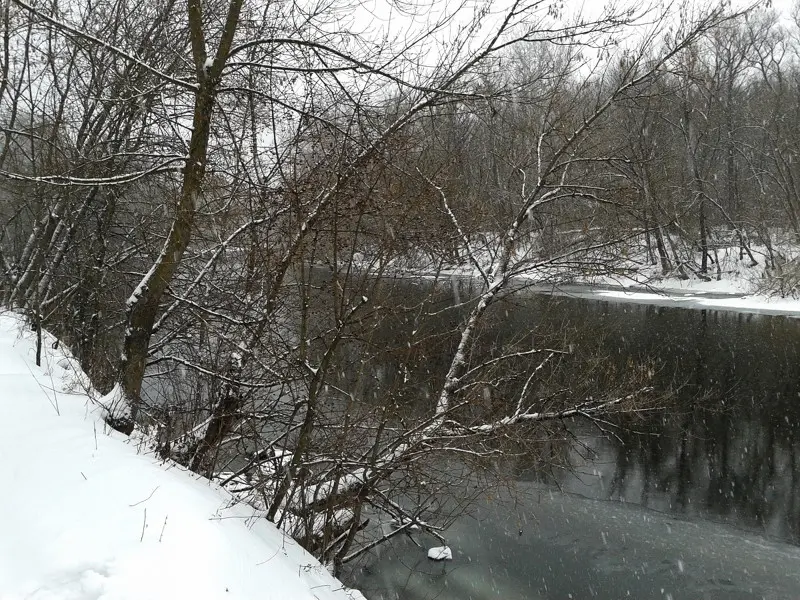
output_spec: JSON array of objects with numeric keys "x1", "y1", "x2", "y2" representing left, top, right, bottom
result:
[{"x1": 339, "y1": 0, "x2": 797, "y2": 76}]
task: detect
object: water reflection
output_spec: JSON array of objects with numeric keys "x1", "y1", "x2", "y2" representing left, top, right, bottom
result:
[
  {"x1": 322, "y1": 276, "x2": 800, "y2": 598},
  {"x1": 514, "y1": 299, "x2": 800, "y2": 545},
  {"x1": 324, "y1": 273, "x2": 800, "y2": 545},
  {"x1": 346, "y1": 286, "x2": 800, "y2": 599}
]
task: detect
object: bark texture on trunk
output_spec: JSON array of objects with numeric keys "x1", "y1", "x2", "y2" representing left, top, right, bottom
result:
[{"x1": 111, "y1": 0, "x2": 244, "y2": 433}]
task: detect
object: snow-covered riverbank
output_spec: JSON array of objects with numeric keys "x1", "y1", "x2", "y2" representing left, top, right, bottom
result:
[
  {"x1": 575, "y1": 250, "x2": 800, "y2": 315},
  {"x1": 567, "y1": 278, "x2": 800, "y2": 316},
  {"x1": 0, "y1": 313, "x2": 361, "y2": 600},
  {"x1": 384, "y1": 240, "x2": 800, "y2": 316}
]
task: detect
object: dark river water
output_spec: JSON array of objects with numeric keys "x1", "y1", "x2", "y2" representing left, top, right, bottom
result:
[{"x1": 346, "y1": 285, "x2": 800, "y2": 600}]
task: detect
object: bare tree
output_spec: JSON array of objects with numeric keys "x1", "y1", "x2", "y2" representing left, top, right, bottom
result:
[{"x1": 0, "y1": 0, "x2": 754, "y2": 570}]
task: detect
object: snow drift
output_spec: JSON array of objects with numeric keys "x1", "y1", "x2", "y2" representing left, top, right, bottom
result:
[{"x1": 0, "y1": 313, "x2": 358, "y2": 600}]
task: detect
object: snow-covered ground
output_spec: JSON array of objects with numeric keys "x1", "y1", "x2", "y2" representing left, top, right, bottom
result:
[
  {"x1": 592, "y1": 285, "x2": 800, "y2": 316},
  {"x1": 373, "y1": 239, "x2": 800, "y2": 316},
  {"x1": 0, "y1": 313, "x2": 359, "y2": 600},
  {"x1": 544, "y1": 240, "x2": 800, "y2": 315},
  {"x1": 585, "y1": 245, "x2": 800, "y2": 316}
]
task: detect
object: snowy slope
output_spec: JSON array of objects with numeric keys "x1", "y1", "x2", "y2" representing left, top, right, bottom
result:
[{"x1": 0, "y1": 313, "x2": 358, "y2": 600}]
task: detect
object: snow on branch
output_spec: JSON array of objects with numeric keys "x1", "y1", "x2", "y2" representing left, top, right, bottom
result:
[
  {"x1": 11, "y1": 0, "x2": 198, "y2": 91},
  {"x1": 152, "y1": 216, "x2": 271, "y2": 334},
  {"x1": 417, "y1": 168, "x2": 489, "y2": 287},
  {"x1": 456, "y1": 348, "x2": 568, "y2": 384},
  {"x1": 0, "y1": 158, "x2": 185, "y2": 187},
  {"x1": 445, "y1": 387, "x2": 656, "y2": 435}
]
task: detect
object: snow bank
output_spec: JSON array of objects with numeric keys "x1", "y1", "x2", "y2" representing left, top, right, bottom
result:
[
  {"x1": 0, "y1": 313, "x2": 357, "y2": 600},
  {"x1": 359, "y1": 238, "x2": 800, "y2": 316},
  {"x1": 594, "y1": 287, "x2": 800, "y2": 315}
]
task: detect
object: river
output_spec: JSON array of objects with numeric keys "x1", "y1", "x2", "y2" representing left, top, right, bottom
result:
[{"x1": 345, "y1": 285, "x2": 800, "y2": 599}]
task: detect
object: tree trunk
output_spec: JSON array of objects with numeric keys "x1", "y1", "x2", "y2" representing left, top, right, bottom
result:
[
  {"x1": 699, "y1": 201, "x2": 708, "y2": 274},
  {"x1": 110, "y1": 0, "x2": 244, "y2": 433},
  {"x1": 683, "y1": 92, "x2": 709, "y2": 276},
  {"x1": 654, "y1": 225, "x2": 671, "y2": 275},
  {"x1": 641, "y1": 165, "x2": 671, "y2": 275}
]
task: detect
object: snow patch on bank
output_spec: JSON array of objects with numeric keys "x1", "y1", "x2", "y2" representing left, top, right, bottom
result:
[
  {"x1": 577, "y1": 241, "x2": 800, "y2": 315},
  {"x1": 594, "y1": 288, "x2": 800, "y2": 315},
  {"x1": 0, "y1": 312, "x2": 358, "y2": 600},
  {"x1": 365, "y1": 238, "x2": 800, "y2": 316}
]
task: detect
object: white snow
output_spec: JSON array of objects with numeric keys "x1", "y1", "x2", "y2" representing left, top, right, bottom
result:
[
  {"x1": 594, "y1": 287, "x2": 800, "y2": 315},
  {"x1": 390, "y1": 519, "x2": 420, "y2": 532},
  {"x1": 357, "y1": 237, "x2": 800, "y2": 317},
  {"x1": 427, "y1": 546, "x2": 452, "y2": 561},
  {"x1": 97, "y1": 381, "x2": 130, "y2": 424},
  {"x1": 0, "y1": 313, "x2": 358, "y2": 600},
  {"x1": 577, "y1": 244, "x2": 800, "y2": 315}
]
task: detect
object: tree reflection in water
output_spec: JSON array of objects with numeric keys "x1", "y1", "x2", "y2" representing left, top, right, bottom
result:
[
  {"x1": 518, "y1": 301, "x2": 800, "y2": 545},
  {"x1": 324, "y1": 274, "x2": 800, "y2": 546}
]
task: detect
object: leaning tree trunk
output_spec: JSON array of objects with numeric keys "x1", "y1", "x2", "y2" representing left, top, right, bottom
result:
[{"x1": 109, "y1": 0, "x2": 244, "y2": 434}]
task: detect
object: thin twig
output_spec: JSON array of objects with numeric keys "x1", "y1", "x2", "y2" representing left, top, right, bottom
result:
[{"x1": 140, "y1": 508, "x2": 147, "y2": 542}]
